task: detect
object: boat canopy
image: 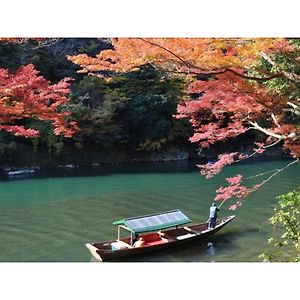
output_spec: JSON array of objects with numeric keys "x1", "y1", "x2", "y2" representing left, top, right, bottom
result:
[{"x1": 113, "y1": 209, "x2": 192, "y2": 234}]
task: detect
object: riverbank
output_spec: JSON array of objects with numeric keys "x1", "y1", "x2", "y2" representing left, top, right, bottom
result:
[
  {"x1": 0, "y1": 140, "x2": 288, "y2": 171},
  {"x1": 0, "y1": 141, "x2": 289, "y2": 180},
  {"x1": 0, "y1": 142, "x2": 191, "y2": 169}
]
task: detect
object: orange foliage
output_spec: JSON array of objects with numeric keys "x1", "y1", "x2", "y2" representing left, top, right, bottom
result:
[
  {"x1": 68, "y1": 37, "x2": 300, "y2": 206},
  {"x1": 68, "y1": 38, "x2": 298, "y2": 156},
  {"x1": 68, "y1": 38, "x2": 290, "y2": 75}
]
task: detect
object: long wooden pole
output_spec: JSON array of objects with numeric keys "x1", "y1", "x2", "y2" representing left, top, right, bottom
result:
[{"x1": 218, "y1": 199, "x2": 227, "y2": 209}]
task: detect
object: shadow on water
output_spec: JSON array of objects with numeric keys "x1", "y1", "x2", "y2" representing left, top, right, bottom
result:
[
  {"x1": 1, "y1": 157, "x2": 293, "y2": 182},
  {"x1": 0, "y1": 160, "x2": 201, "y2": 182}
]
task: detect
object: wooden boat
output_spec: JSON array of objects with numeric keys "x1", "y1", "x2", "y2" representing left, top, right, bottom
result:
[{"x1": 86, "y1": 209, "x2": 235, "y2": 261}]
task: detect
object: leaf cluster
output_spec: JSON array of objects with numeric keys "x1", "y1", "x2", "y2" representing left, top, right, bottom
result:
[{"x1": 260, "y1": 188, "x2": 300, "y2": 262}]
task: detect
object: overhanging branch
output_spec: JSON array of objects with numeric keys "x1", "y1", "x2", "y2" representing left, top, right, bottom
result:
[
  {"x1": 137, "y1": 38, "x2": 283, "y2": 82},
  {"x1": 249, "y1": 121, "x2": 296, "y2": 140},
  {"x1": 260, "y1": 51, "x2": 300, "y2": 83}
]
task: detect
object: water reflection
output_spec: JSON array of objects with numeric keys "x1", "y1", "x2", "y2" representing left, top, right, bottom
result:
[
  {"x1": 1, "y1": 160, "x2": 199, "y2": 182},
  {"x1": 207, "y1": 242, "x2": 216, "y2": 256}
]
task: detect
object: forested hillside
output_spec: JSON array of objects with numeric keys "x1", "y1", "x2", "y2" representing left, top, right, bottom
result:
[
  {"x1": 0, "y1": 38, "x2": 291, "y2": 168},
  {"x1": 0, "y1": 39, "x2": 192, "y2": 167}
]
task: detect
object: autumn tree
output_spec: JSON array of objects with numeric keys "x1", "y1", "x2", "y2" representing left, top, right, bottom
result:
[
  {"x1": 0, "y1": 64, "x2": 78, "y2": 138},
  {"x1": 68, "y1": 38, "x2": 300, "y2": 208}
]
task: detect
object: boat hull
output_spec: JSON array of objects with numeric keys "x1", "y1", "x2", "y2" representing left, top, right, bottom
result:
[{"x1": 86, "y1": 215, "x2": 235, "y2": 262}]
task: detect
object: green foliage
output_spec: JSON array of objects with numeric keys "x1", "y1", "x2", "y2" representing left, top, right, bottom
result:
[
  {"x1": 251, "y1": 41, "x2": 300, "y2": 100},
  {"x1": 116, "y1": 67, "x2": 191, "y2": 150},
  {"x1": 0, "y1": 133, "x2": 17, "y2": 158},
  {"x1": 123, "y1": 93, "x2": 175, "y2": 139},
  {"x1": 28, "y1": 120, "x2": 64, "y2": 155},
  {"x1": 71, "y1": 76, "x2": 105, "y2": 107},
  {"x1": 78, "y1": 40, "x2": 101, "y2": 54},
  {"x1": 68, "y1": 76, "x2": 128, "y2": 147},
  {"x1": 23, "y1": 47, "x2": 58, "y2": 81},
  {"x1": 0, "y1": 43, "x2": 21, "y2": 69},
  {"x1": 47, "y1": 135, "x2": 64, "y2": 156},
  {"x1": 260, "y1": 188, "x2": 300, "y2": 262},
  {"x1": 139, "y1": 138, "x2": 167, "y2": 151},
  {"x1": 68, "y1": 67, "x2": 191, "y2": 150}
]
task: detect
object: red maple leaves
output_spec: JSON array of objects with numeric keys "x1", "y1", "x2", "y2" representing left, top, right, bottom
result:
[
  {"x1": 198, "y1": 152, "x2": 241, "y2": 178},
  {"x1": 176, "y1": 72, "x2": 274, "y2": 148},
  {"x1": 176, "y1": 69, "x2": 299, "y2": 208},
  {"x1": 0, "y1": 64, "x2": 78, "y2": 138},
  {"x1": 215, "y1": 174, "x2": 249, "y2": 204},
  {"x1": 67, "y1": 37, "x2": 300, "y2": 209}
]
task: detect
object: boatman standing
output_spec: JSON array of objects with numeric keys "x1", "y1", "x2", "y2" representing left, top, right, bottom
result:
[{"x1": 208, "y1": 202, "x2": 220, "y2": 229}]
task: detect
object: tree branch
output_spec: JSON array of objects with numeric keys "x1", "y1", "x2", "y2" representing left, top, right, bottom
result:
[
  {"x1": 249, "y1": 159, "x2": 299, "y2": 191},
  {"x1": 260, "y1": 51, "x2": 300, "y2": 83},
  {"x1": 271, "y1": 113, "x2": 281, "y2": 127},
  {"x1": 138, "y1": 38, "x2": 192, "y2": 70},
  {"x1": 249, "y1": 121, "x2": 296, "y2": 140},
  {"x1": 285, "y1": 102, "x2": 300, "y2": 115},
  {"x1": 138, "y1": 38, "x2": 283, "y2": 82}
]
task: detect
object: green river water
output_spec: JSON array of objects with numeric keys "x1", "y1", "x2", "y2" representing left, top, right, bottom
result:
[{"x1": 0, "y1": 159, "x2": 299, "y2": 262}]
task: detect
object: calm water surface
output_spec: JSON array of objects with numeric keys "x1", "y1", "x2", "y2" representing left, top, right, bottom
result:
[{"x1": 0, "y1": 160, "x2": 299, "y2": 262}]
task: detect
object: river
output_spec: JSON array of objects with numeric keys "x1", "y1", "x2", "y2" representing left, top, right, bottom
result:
[{"x1": 0, "y1": 159, "x2": 299, "y2": 262}]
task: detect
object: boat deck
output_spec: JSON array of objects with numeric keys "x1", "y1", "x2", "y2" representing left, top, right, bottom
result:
[{"x1": 145, "y1": 239, "x2": 168, "y2": 246}]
